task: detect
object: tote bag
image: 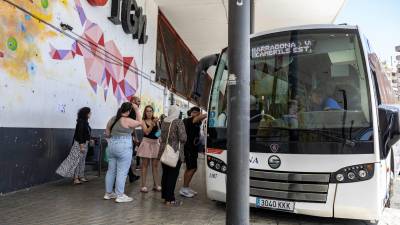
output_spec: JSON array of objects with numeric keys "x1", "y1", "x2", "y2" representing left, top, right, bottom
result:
[{"x1": 160, "y1": 122, "x2": 180, "y2": 167}]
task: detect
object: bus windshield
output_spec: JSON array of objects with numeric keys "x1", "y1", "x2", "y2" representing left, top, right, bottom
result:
[{"x1": 208, "y1": 29, "x2": 372, "y2": 141}]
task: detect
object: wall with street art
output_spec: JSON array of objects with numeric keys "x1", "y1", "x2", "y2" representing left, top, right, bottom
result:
[
  {"x1": 0, "y1": 0, "x2": 164, "y2": 193},
  {"x1": 0, "y1": 0, "x2": 163, "y2": 129}
]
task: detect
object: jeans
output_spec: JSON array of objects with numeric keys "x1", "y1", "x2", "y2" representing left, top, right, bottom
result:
[{"x1": 105, "y1": 136, "x2": 133, "y2": 196}]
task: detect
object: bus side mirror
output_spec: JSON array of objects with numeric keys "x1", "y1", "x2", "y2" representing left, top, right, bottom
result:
[
  {"x1": 378, "y1": 105, "x2": 400, "y2": 157},
  {"x1": 192, "y1": 53, "x2": 219, "y2": 100}
]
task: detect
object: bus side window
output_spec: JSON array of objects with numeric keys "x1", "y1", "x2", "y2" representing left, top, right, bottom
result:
[{"x1": 371, "y1": 69, "x2": 382, "y2": 105}]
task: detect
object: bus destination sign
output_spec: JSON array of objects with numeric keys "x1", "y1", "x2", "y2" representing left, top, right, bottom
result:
[{"x1": 251, "y1": 40, "x2": 313, "y2": 58}]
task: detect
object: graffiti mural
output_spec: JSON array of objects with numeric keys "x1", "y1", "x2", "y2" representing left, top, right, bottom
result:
[
  {"x1": 49, "y1": 0, "x2": 139, "y2": 103},
  {"x1": 0, "y1": 0, "x2": 57, "y2": 80},
  {"x1": 0, "y1": 0, "x2": 158, "y2": 129}
]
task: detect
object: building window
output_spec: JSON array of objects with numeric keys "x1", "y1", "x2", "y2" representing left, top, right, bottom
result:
[{"x1": 156, "y1": 10, "x2": 211, "y2": 108}]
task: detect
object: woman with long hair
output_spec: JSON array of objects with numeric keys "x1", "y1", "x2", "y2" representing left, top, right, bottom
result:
[
  {"x1": 159, "y1": 105, "x2": 187, "y2": 206},
  {"x1": 136, "y1": 105, "x2": 161, "y2": 193},
  {"x1": 104, "y1": 102, "x2": 142, "y2": 203},
  {"x1": 56, "y1": 107, "x2": 92, "y2": 185}
]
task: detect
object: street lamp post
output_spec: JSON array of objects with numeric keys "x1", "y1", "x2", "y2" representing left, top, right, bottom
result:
[
  {"x1": 226, "y1": 0, "x2": 250, "y2": 225},
  {"x1": 396, "y1": 46, "x2": 400, "y2": 100}
]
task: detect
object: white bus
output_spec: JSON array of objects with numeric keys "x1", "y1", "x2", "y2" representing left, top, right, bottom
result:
[{"x1": 201, "y1": 25, "x2": 400, "y2": 221}]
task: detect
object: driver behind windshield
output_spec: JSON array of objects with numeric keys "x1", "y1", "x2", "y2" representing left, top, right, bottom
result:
[{"x1": 310, "y1": 87, "x2": 342, "y2": 111}]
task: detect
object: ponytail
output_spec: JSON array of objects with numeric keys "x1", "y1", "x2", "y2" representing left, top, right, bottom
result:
[
  {"x1": 110, "y1": 102, "x2": 133, "y2": 132},
  {"x1": 110, "y1": 108, "x2": 122, "y2": 132}
]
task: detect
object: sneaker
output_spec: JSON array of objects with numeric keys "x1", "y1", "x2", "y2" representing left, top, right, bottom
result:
[
  {"x1": 179, "y1": 188, "x2": 194, "y2": 198},
  {"x1": 188, "y1": 188, "x2": 198, "y2": 195},
  {"x1": 115, "y1": 194, "x2": 133, "y2": 203},
  {"x1": 103, "y1": 192, "x2": 117, "y2": 200},
  {"x1": 79, "y1": 177, "x2": 88, "y2": 182}
]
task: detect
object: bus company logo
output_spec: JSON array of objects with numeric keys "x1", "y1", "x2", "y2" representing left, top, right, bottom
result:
[
  {"x1": 270, "y1": 144, "x2": 279, "y2": 153},
  {"x1": 268, "y1": 155, "x2": 281, "y2": 169}
]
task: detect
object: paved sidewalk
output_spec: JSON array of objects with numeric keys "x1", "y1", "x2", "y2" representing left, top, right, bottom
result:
[{"x1": 0, "y1": 159, "x2": 399, "y2": 225}]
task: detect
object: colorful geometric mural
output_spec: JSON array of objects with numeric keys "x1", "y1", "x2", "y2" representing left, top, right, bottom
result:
[
  {"x1": 0, "y1": 0, "x2": 57, "y2": 80},
  {"x1": 0, "y1": 0, "x2": 160, "y2": 130},
  {"x1": 49, "y1": 0, "x2": 139, "y2": 103}
]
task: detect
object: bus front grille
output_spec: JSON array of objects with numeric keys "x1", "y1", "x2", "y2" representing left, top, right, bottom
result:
[{"x1": 250, "y1": 169, "x2": 330, "y2": 203}]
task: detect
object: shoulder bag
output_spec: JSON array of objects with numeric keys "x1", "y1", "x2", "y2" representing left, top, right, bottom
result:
[{"x1": 160, "y1": 122, "x2": 180, "y2": 167}]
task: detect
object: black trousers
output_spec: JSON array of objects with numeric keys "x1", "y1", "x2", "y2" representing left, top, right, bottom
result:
[{"x1": 161, "y1": 160, "x2": 182, "y2": 202}]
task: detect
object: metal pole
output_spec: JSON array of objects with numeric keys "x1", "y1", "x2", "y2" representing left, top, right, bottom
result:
[
  {"x1": 226, "y1": 0, "x2": 250, "y2": 224},
  {"x1": 250, "y1": 0, "x2": 255, "y2": 34}
]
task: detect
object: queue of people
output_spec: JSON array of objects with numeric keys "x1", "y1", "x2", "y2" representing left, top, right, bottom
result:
[{"x1": 55, "y1": 97, "x2": 206, "y2": 206}]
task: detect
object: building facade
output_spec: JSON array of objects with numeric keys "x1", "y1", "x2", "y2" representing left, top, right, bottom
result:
[
  {"x1": 0, "y1": 0, "x2": 201, "y2": 193},
  {"x1": 0, "y1": 0, "x2": 348, "y2": 193}
]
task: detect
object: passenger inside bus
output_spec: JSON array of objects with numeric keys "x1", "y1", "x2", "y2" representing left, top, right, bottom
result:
[
  {"x1": 217, "y1": 112, "x2": 227, "y2": 127},
  {"x1": 310, "y1": 87, "x2": 342, "y2": 111}
]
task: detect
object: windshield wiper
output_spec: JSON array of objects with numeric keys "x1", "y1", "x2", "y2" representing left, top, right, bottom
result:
[{"x1": 267, "y1": 127, "x2": 356, "y2": 147}]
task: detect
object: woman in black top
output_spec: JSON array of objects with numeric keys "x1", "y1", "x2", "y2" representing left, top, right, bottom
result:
[
  {"x1": 136, "y1": 105, "x2": 161, "y2": 192},
  {"x1": 56, "y1": 107, "x2": 92, "y2": 184}
]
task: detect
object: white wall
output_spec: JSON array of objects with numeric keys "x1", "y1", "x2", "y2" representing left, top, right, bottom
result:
[{"x1": 0, "y1": 0, "x2": 163, "y2": 129}]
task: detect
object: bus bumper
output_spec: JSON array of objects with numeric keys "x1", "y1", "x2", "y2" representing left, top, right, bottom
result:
[
  {"x1": 206, "y1": 173, "x2": 383, "y2": 221},
  {"x1": 249, "y1": 183, "x2": 337, "y2": 218},
  {"x1": 334, "y1": 173, "x2": 382, "y2": 221}
]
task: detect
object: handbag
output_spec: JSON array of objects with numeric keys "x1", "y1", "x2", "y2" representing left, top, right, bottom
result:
[
  {"x1": 154, "y1": 129, "x2": 161, "y2": 138},
  {"x1": 154, "y1": 121, "x2": 162, "y2": 138},
  {"x1": 103, "y1": 146, "x2": 109, "y2": 163},
  {"x1": 160, "y1": 122, "x2": 180, "y2": 167}
]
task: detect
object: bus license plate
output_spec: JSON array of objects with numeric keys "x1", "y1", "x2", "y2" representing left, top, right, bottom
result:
[{"x1": 256, "y1": 198, "x2": 295, "y2": 212}]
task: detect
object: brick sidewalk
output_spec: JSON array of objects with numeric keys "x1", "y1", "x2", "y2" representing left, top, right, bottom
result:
[{"x1": 0, "y1": 159, "x2": 399, "y2": 225}]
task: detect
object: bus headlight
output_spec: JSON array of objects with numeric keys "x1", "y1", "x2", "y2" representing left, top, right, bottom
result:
[
  {"x1": 221, "y1": 165, "x2": 227, "y2": 172},
  {"x1": 358, "y1": 169, "x2": 367, "y2": 178},
  {"x1": 209, "y1": 161, "x2": 215, "y2": 168},
  {"x1": 347, "y1": 172, "x2": 356, "y2": 180},
  {"x1": 207, "y1": 155, "x2": 227, "y2": 174},
  {"x1": 336, "y1": 174, "x2": 345, "y2": 182},
  {"x1": 330, "y1": 163, "x2": 374, "y2": 183}
]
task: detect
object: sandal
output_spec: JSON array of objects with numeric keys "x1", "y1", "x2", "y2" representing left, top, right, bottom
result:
[
  {"x1": 140, "y1": 187, "x2": 148, "y2": 193},
  {"x1": 165, "y1": 200, "x2": 182, "y2": 207},
  {"x1": 153, "y1": 186, "x2": 162, "y2": 192},
  {"x1": 73, "y1": 179, "x2": 82, "y2": 185}
]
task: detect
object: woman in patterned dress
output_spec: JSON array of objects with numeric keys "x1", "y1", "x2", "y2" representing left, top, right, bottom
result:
[{"x1": 56, "y1": 107, "x2": 92, "y2": 184}]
